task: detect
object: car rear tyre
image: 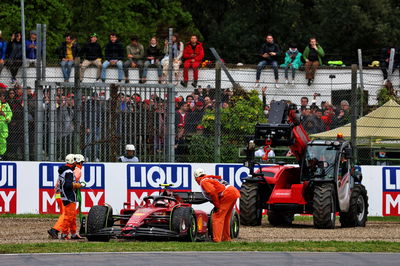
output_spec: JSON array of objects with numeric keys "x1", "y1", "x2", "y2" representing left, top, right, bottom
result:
[
  {"x1": 171, "y1": 207, "x2": 197, "y2": 242},
  {"x1": 86, "y1": 205, "x2": 113, "y2": 242},
  {"x1": 230, "y1": 210, "x2": 240, "y2": 238},
  {"x1": 313, "y1": 183, "x2": 336, "y2": 229},
  {"x1": 340, "y1": 184, "x2": 368, "y2": 227}
]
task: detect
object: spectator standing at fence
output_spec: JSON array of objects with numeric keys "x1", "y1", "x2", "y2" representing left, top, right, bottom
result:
[
  {"x1": 187, "y1": 101, "x2": 205, "y2": 134},
  {"x1": 124, "y1": 36, "x2": 144, "y2": 84},
  {"x1": 142, "y1": 37, "x2": 163, "y2": 84},
  {"x1": 118, "y1": 144, "x2": 139, "y2": 162},
  {"x1": 380, "y1": 46, "x2": 399, "y2": 85},
  {"x1": 161, "y1": 34, "x2": 184, "y2": 84},
  {"x1": 5, "y1": 32, "x2": 23, "y2": 84},
  {"x1": 175, "y1": 123, "x2": 188, "y2": 161},
  {"x1": 80, "y1": 33, "x2": 102, "y2": 82},
  {"x1": 0, "y1": 91, "x2": 13, "y2": 159},
  {"x1": 25, "y1": 30, "x2": 37, "y2": 67},
  {"x1": 303, "y1": 37, "x2": 325, "y2": 86},
  {"x1": 256, "y1": 34, "x2": 281, "y2": 88},
  {"x1": 181, "y1": 35, "x2": 204, "y2": 88},
  {"x1": 6, "y1": 88, "x2": 23, "y2": 160},
  {"x1": 281, "y1": 43, "x2": 302, "y2": 85},
  {"x1": 101, "y1": 33, "x2": 124, "y2": 82},
  {"x1": 57, "y1": 34, "x2": 79, "y2": 82},
  {"x1": 0, "y1": 31, "x2": 6, "y2": 77},
  {"x1": 175, "y1": 102, "x2": 190, "y2": 130}
]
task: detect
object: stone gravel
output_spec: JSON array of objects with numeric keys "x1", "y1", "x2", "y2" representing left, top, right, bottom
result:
[{"x1": 0, "y1": 217, "x2": 399, "y2": 244}]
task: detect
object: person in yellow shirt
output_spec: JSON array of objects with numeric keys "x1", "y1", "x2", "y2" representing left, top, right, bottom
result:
[{"x1": 57, "y1": 34, "x2": 80, "y2": 82}]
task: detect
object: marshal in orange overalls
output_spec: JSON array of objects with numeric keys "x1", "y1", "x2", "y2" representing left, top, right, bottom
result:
[{"x1": 195, "y1": 174, "x2": 240, "y2": 242}]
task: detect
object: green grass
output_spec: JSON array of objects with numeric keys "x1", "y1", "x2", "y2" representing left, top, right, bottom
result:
[{"x1": 0, "y1": 241, "x2": 399, "y2": 254}]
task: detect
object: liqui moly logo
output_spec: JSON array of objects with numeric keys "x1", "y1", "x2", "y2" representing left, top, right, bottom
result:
[
  {"x1": 382, "y1": 167, "x2": 400, "y2": 216},
  {"x1": 127, "y1": 164, "x2": 191, "y2": 207},
  {"x1": 0, "y1": 163, "x2": 17, "y2": 213},
  {"x1": 216, "y1": 164, "x2": 265, "y2": 189},
  {"x1": 39, "y1": 163, "x2": 105, "y2": 214}
]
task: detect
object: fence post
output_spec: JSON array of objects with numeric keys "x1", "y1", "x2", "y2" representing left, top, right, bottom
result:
[
  {"x1": 214, "y1": 61, "x2": 222, "y2": 163},
  {"x1": 167, "y1": 84, "x2": 176, "y2": 162},
  {"x1": 42, "y1": 24, "x2": 46, "y2": 80},
  {"x1": 35, "y1": 24, "x2": 44, "y2": 160},
  {"x1": 21, "y1": 0, "x2": 29, "y2": 160},
  {"x1": 74, "y1": 57, "x2": 81, "y2": 154},
  {"x1": 357, "y1": 49, "x2": 364, "y2": 117},
  {"x1": 168, "y1": 28, "x2": 173, "y2": 84},
  {"x1": 110, "y1": 84, "x2": 118, "y2": 161},
  {"x1": 351, "y1": 64, "x2": 358, "y2": 162}
]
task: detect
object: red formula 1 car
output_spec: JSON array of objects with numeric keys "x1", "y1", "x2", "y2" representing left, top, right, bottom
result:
[{"x1": 80, "y1": 184, "x2": 240, "y2": 242}]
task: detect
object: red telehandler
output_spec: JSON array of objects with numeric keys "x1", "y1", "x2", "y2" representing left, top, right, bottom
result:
[{"x1": 240, "y1": 100, "x2": 368, "y2": 229}]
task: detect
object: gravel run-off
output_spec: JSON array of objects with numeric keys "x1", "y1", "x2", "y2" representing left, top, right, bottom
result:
[{"x1": 0, "y1": 217, "x2": 399, "y2": 244}]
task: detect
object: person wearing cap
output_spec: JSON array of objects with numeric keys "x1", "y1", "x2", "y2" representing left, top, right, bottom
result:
[
  {"x1": 25, "y1": 30, "x2": 37, "y2": 67},
  {"x1": 80, "y1": 33, "x2": 103, "y2": 82},
  {"x1": 193, "y1": 168, "x2": 240, "y2": 242},
  {"x1": 101, "y1": 33, "x2": 124, "y2": 83},
  {"x1": 57, "y1": 34, "x2": 80, "y2": 82},
  {"x1": 0, "y1": 31, "x2": 6, "y2": 77},
  {"x1": 118, "y1": 144, "x2": 139, "y2": 162},
  {"x1": 124, "y1": 36, "x2": 144, "y2": 84},
  {"x1": 0, "y1": 91, "x2": 12, "y2": 159}
]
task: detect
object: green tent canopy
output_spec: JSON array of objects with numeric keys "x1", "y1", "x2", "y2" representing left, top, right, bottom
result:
[{"x1": 311, "y1": 99, "x2": 400, "y2": 146}]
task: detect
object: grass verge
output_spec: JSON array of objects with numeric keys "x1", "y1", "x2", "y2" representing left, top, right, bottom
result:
[{"x1": 0, "y1": 241, "x2": 399, "y2": 254}]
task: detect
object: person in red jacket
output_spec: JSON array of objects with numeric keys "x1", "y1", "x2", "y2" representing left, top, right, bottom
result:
[
  {"x1": 180, "y1": 35, "x2": 204, "y2": 88},
  {"x1": 194, "y1": 168, "x2": 240, "y2": 243}
]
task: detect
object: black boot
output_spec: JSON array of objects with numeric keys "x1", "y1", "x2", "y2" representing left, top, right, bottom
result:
[
  {"x1": 180, "y1": 81, "x2": 188, "y2": 88},
  {"x1": 47, "y1": 228, "x2": 59, "y2": 239},
  {"x1": 191, "y1": 81, "x2": 198, "y2": 88}
]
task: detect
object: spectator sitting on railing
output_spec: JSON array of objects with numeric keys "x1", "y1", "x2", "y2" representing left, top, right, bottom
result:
[
  {"x1": 281, "y1": 42, "x2": 302, "y2": 85},
  {"x1": 101, "y1": 33, "x2": 124, "y2": 83},
  {"x1": 255, "y1": 34, "x2": 281, "y2": 88},
  {"x1": 161, "y1": 33, "x2": 184, "y2": 85},
  {"x1": 25, "y1": 30, "x2": 37, "y2": 67},
  {"x1": 181, "y1": 35, "x2": 204, "y2": 88},
  {"x1": 142, "y1": 37, "x2": 163, "y2": 84},
  {"x1": 303, "y1": 37, "x2": 325, "y2": 86},
  {"x1": 57, "y1": 34, "x2": 80, "y2": 82},
  {"x1": 5, "y1": 32, "x2": 23, "y2": 84},
  {"x1": 80, "y1": 33, "x2": 103, "y2": 82},
  {"x1": 0, "y1": 31, "x2": 6, "y2": 77},
  {"x1": 124, "y1": 36, "x2": 144, "y2": 84}
]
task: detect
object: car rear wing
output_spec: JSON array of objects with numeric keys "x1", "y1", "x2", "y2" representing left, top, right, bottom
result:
[{"x1": 174, "y1": 192, "x2": 209, "y2": 204}]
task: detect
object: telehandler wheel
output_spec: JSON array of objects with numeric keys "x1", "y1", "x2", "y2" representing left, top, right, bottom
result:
[
  {"x1": 267, "y1": 210, "x2": 294, "y2": 226},
  {"x1": 240, "y1": 182, "x2": 266, "y2": 226},
  {"x1": 313, "y1": 183, "x2": 336, "y2": 229},
  {"x1": 340, "y1": 184, "x2": 369, "y2": 227}
]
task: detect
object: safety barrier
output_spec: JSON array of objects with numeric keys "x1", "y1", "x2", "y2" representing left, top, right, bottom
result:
[{"x1": 0, "y1": 161, "x2": 397, "y2": 216}]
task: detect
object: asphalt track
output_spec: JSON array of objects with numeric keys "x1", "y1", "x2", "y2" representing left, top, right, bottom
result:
[{"x1": 1, "y1": 251, "x2": 399, "y2": 266}]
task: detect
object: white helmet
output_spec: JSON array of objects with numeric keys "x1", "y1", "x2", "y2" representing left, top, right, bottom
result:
[
  {"x1": 126, "y1": 144, "x2": 135, "y2": 151},
  {"x1": 65, "y1": 154, "x2": 75, "y2": 164},
  {"x1": 75, "y1": 154, "x2": 85, "y2": 163},
  {"x1": 194, "y1": 168, "x2": 205, "y2": 178}
]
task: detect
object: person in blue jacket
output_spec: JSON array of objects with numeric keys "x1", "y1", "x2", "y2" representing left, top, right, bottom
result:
[{"x1": 281, "y1": 43, "x2": 303, "y2": 85}]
